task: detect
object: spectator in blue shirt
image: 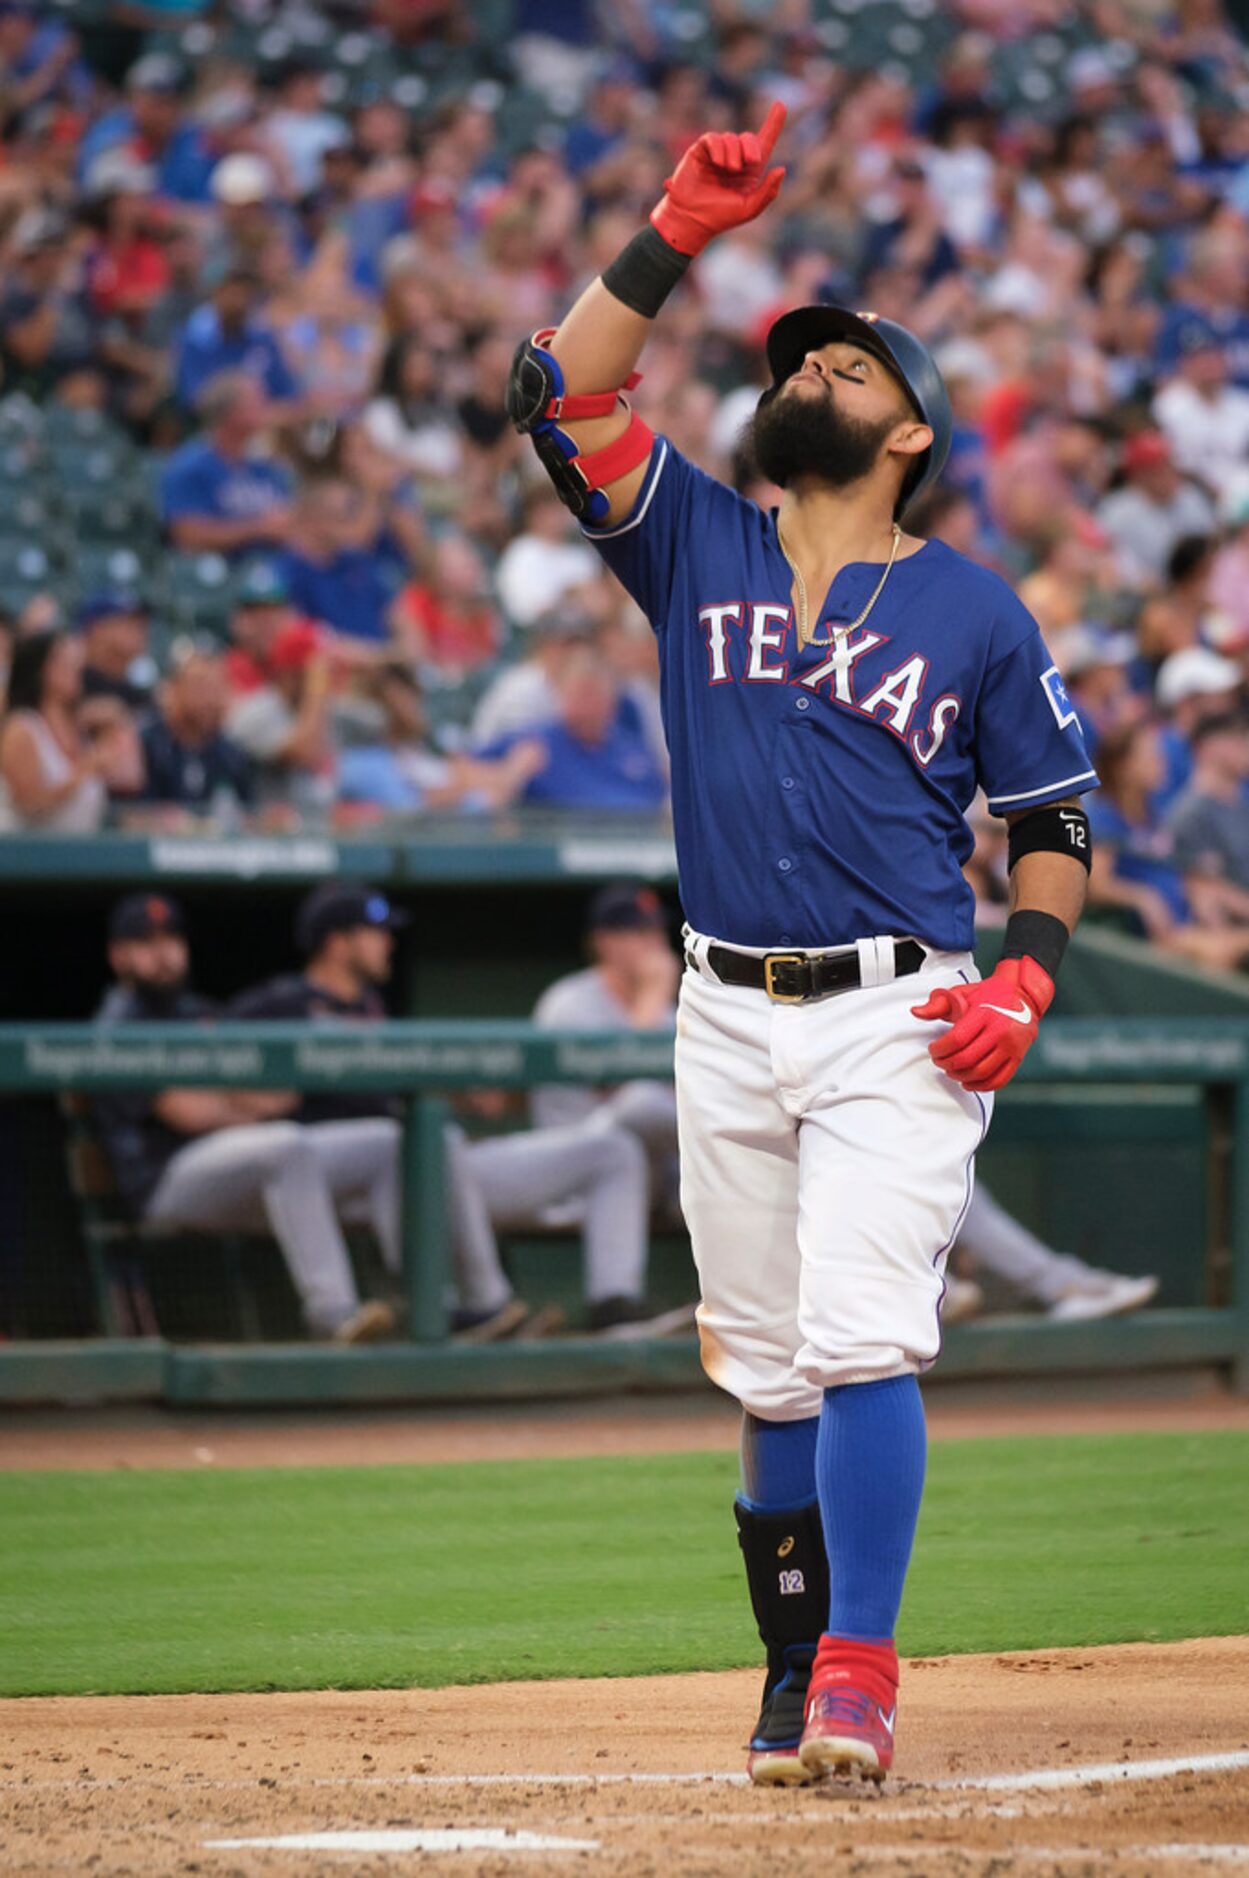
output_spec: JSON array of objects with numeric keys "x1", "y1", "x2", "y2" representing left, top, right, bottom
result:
[
  {"x1": 1155, "y1": 230, "x2": 1249, "y2": 389},
  {"x1": 77, "y1": 54, "x2": 216, "y2": 206},
  {"x1": 482, "y1": 648, "x2": 668, "y2": 812},
  {"x1": 858, "y1": 157, "x2": 959, "y2": 294},
  {"x1": 0, "y1": 3, "x2": 91, "y2": 114},
  {"x1": 160, "y1": 371, "x2": 295, "y2": 558},
  {"x1": 173, "y1": 267, "x2": 301, "y2": 413},
  {"x1": 277, "y1": 476, "x2": 411, "y2": 644},
  {"x1": 563, "y1": 62, "x2": 638, "y2": 185},
  {"x1": 1087, "y1": 718, "x2": 1249, "y2": 973},
  {"x1": 139, "y1": 644, "x2": 255, "y2": 811}
]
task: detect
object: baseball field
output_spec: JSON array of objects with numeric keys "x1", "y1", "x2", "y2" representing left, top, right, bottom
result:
[{"x1": 2, "y1": 1384, "x2": 1247, "y2": 1877}]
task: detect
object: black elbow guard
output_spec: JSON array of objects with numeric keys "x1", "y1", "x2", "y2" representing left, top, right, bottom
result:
[
  {"x1": 1007, "y1": 804, "x2": 1092, "y2": 874},
  {"x1": 506, "y1": 327, "x2": 653, "y2": 523}
]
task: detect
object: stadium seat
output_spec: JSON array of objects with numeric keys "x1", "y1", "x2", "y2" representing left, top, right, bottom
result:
[
  {"x1": 68, "y1": 544, "x2": 153, "y2": 605},
  {"x1": 0, "y1": 539, "x2": 64, "y2": 609},
  {"x1": 163, "y1": 551, "x2": 243, "y2": 635}
]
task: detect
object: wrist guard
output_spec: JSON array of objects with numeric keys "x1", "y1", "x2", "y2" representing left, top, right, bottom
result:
[
  {"x1": 1002, "y1": 908, "x2": 1070, "y2": 981},
  {"x1": 505, "y1": 327, "x2": 654, "y2": 523},
  {"x1": 602, "y1": 224, "x2": 691, "y2": 318}
]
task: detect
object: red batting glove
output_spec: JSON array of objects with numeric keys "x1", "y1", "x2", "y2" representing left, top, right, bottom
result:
[
  {"x1": 650, "y1": 100, "x2": 787, "y2": 258},
  {"x1": 910, "y1": 956, "x2": 1055, "y2": 1094}
]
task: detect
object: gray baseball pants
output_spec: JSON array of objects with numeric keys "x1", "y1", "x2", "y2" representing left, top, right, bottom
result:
[
  {"x1": 144, "y1": 1118, "x2": 401, "y2": 1336},
  {"x1": 445, "y1": 1120, "x2": 650, "y2": 1311},
  {"x1": 956, "y1": 1184, "x2": 1098, "y2": 1304}
]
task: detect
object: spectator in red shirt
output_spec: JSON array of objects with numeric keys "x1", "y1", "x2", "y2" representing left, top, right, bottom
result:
[
  {"x1": 83, "y1": 150, "x2": 171, "y2": 320},
  {"x1": 391, "y1": 531, "x2": 501, "y2": 678}
]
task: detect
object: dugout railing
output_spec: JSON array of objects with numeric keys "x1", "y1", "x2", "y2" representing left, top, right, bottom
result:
[{"x1": 0, "y1": 1018, "x2": 1247, "y2": 1406}]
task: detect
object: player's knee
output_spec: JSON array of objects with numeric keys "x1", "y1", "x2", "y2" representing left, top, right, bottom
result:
[
  {"x1": 257, "y1": 1123, "x2": 317, "y2": 1173},
  {"x1": 585, "y1": 1125, "x2": 647, "y2": 1179},
  {"x1": 696, "y1": 1308, "x2": 820, "y2": 1418}
]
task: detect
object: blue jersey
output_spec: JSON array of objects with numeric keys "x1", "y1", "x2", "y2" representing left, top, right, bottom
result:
[{"x1": 584, "y1": 441, "x2": 1096, "y2": 951}]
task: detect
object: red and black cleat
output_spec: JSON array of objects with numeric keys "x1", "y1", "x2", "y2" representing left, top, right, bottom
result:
[{"x1": 747, "y1": 1642, "x2": 821, "y2": 1787}]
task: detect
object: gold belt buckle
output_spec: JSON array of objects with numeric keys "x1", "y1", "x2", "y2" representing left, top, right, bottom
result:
[{"x1": 763, "y1": 952, "x2": 807, "y2": 1003}]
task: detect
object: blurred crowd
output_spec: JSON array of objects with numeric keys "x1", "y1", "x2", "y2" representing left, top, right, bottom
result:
[{"x1": 3, "y1": 0, "x2": 1249, "y2": 965}]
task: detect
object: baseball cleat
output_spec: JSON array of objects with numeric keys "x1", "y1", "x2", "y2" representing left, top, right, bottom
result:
[
  {"x1": 1046, "y1": 1272, "x2": 1159, "y2": 1321},
  {"x1": 747, "y1": 1642, "x2": 820, "y2": 1786},
  {"x1": 798, "y1": 1638, "x2": 899, "y2": 1784},
  {"x1": 747, "y1": 1742, "x2": 822, "y2": 1786},
  {"x1": 798, "y1": 1683, "x2": 894, "y2": 1783},
  {"x1": 331, "y1": 1300, "x2": 399, "y2": 1344}
]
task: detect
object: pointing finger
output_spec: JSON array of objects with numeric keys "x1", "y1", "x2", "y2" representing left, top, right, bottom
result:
[{"x1": 756, "y1": 99, "x2": 788, "y2": 160}]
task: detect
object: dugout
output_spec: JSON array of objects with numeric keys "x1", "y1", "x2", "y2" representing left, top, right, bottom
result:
[{"x1": 1, "y1": 823, "x2": 1247, "y2": 1396}]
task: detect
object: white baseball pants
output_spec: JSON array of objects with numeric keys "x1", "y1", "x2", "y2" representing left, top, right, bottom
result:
[{"x1": 675, "y1": 936, "x2": 991, "y2": 1416}]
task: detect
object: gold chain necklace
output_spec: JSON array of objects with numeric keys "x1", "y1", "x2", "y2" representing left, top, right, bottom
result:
[{"x1": 778, "y1": 521, "x2": 903, "y2": 650}]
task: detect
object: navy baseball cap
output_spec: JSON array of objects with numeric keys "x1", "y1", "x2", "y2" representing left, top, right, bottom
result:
[
  {"x1": 585, "y1": 881, "x2": 668, "y2": 933},
  {"x1": 295, "y1": 883, "x2": 410, "y2": 954},
  {"x1": 75, "y1": 591, "x2": 147, "y2": 632},
  {"x1": 108, "y1": 893, "x2": 186, "y2": 942},
  {"x1": 763, "y1": 304, "x2": 953, "y2": 510}
]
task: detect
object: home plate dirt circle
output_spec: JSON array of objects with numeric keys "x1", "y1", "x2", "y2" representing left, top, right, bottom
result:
[{"x1": 3, "y1": 1639, "x2": 1248, "y2": 1876}]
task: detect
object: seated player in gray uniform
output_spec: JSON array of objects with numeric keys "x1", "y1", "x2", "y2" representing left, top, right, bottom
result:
[
  {"x1": 236, "y1": 881, "x2": 685, "y2": 1340},
  {"x1": 90, "y1": 893, "x2": 398, "y2": 1344},
  {"x1": 944, "y1": 1184, "x2": 1159, "y2": 1323},
  {"x1": 531, "y1": 879, "x2": 681, "y2": 1222}
]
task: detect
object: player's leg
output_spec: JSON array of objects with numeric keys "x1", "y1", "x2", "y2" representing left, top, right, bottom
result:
[
  {"x1": 466, "y1": 1122, "x2": 651, "y2": 1318},
  {"x1": 959, "y1": 1184, "x2": 1159, "y2": 1319},
  {"x1": 787, "y1": 963, "x2": 989, "y2": 1781},
  {"x1": 302, "y1": 1117, "x2": 403, "y2": 1272},
  {"x1": 143, "y1": 1123, "x2": 370, "y2": 1338},
  {"x1": 735, "y1": 1412, "x2": 826, "y2": 1784},
  {"x1": 441, "y1": 1121, "x2": 532, "y2": 1340},
  {"x1": 675, "y1": 964, "x2": 826, "y2": 1780}
]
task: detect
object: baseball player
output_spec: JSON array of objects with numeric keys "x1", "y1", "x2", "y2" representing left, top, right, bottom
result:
[
  {"x1": 93, "y1": 893, "x2": 398, "y2": 1344},
  {"x1": 508, "y1": 102, "x2": 1096, "y2": 1784},
  {"x1": 236, "y1": 880, "x2": 673, "y2": 1339},
  {"x1": 531, "y1": 880, "x2": 681, "y2": 1218}
]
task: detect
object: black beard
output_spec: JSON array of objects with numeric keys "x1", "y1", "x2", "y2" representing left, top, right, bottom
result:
[
  {"x1": 129, "y1": 973, "x2": 188, "y2": 1010},
  {"x1": 746, "y1": 379, "x2": 900, "y2": 490}
]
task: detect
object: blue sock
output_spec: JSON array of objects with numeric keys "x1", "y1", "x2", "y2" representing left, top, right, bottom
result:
[
  {"x1": 738, "y1": 1411, "x2": 819, "y2": 1512},
  {"x1": 817, "y1": 1376, "x2": 927, "y2": 1641}
]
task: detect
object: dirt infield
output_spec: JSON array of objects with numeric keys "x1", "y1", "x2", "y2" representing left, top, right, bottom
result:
[
  {"x1": 3, "y1": 1380, "x2": 1247, "y2": 1875},
  {"x1": 2, "y1": 1641, "x2": 1247, "y2": 1876}
]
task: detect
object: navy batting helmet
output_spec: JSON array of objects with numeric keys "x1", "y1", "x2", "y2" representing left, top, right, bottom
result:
[{"x1": 763, "y1": 305, "x2": 952, "y2": 511}]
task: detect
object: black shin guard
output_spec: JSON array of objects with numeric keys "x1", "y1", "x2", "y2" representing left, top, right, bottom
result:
[{"x1": 734, "y1": 1499, "x2": 829, "y2": 1748}]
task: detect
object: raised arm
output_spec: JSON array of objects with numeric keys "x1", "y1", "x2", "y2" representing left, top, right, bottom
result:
[{"x1": 508, "y1": 103, "x2": 787, "y2": 528}]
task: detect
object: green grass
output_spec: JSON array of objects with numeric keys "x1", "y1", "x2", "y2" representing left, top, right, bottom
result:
[{"x1": 1, "y1": 1432, "x2": 1246, "y2": 1697}]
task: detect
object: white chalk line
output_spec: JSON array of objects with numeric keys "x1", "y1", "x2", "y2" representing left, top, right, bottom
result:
[
  {"x1": 7, "y1": 1745, "x2": 1248, "y2": 1812},
  {"x1": 197, "y1": 1835, "x2": 1249, "y2": 1867},
  {"x1": 7, "y1": 1747, "x2": 1249, "y2": 1796},
  {"x1": 206, "y1": 1829, "x2": 599, "y2": 1855},
  {"x1": 945, "y1": 1749, "x2": 1249, "y2": 1792}
]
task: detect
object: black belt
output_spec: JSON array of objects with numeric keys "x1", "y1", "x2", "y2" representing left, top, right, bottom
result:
[{"x1": 694, "y1": 938, "x2": 926, "y2": 1004}]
